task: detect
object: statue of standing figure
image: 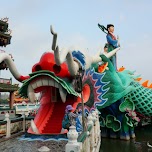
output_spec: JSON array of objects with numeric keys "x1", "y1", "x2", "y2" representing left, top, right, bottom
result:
[{"x1": 98, "y1": 23, "x2": 120, "y2": 70}]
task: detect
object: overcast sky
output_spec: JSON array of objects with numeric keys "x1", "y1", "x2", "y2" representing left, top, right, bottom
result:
[{"x1": 0, "y1": 0, "x2": 152, "y2": 86}]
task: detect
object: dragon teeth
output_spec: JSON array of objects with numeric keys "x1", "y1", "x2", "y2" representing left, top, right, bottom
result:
[
  {"x1": 29, "y1": 77, "x2": 68, "y2": 103},
  {"x1": 42, "y1": 79, "x2": 49, "y2": 86},
  {"x1": 31, "y1": 119, "x2": 39, "y2": 134},
  {"x1": 59, "y1": 85, "x2": 67, "y2": 103},
  {"x1": 27, "y1": 84, "x2": 36, "y2": 103},
  {"x1": 36, "y1": 79, "x2": 43, "y2": 88}
]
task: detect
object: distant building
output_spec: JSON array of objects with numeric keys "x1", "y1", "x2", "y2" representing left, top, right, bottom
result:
[
  {"x1": 0, "y1": 18, "x2": 18, "y2": 109},
  {"x1": 0, "y1": 17, "x2": 11, "y2": 47}
]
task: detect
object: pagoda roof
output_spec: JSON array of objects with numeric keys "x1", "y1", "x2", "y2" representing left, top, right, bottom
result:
[
  {"x1": 0, "y1": 31, "x2": 11, "y2": 47},
  {"x1": 0, "y1": 18, "x2": 11, "y2": 47},
  {"x1": 0, "y1": 20, "x2": 8, "y2": 32},
  {"x1": 0, "y1": 31, "x2": 11, "y2": 38},
  {"x1": 0, "y1": 20, "x2": 8, "y2": 26}
]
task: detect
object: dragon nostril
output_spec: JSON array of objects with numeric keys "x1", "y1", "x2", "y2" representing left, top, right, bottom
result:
[
  {"x1": 35, "y1": 65, "x2": 42, "y2": 71},
  {"x1": 53, "y1": 64, "x2": 61, "y2": 74}
]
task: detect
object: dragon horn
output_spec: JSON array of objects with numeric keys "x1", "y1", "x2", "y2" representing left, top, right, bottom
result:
[
  {"x1": 0, "y1": 52, "x2": 29, "y2": 82},
  {"x1": 103, "y1": 47, "x2": 120, "y2": 58},
  {"x1": 50, "y1": 26, "x2": 79, "y2": 76},
  {"x1": 50, "y1": 25, "x2": 57, "y2": 51},
  {"x1": 82, "y1": 47, "x2": 121, "y2": 70}
]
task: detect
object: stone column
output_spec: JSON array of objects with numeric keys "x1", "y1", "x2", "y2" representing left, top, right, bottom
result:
[
  {"x1": 65, "y1": 126, "x2": 81, "y2": 152},
  {"x1": 85, "y1": 131, "x2": 90, "y2": 152},
  {"x1": 4, "y1": 113, "x2": 11, "y2": 138},
  {"x1": 87, "y1": 113, "x2": 94, "y2": 152},
  {"x1": 95, "y1": 109, "x2": 101, "y2": 136},
  {"x1": 92, "y1": 111, "x2": 97, "y2": 146},
  {"x1": 22, "y1": 112, "x2": 25, "y2": 132},
  {"x1": 15, "y1": 105, "x2": 18, "y2": 114},
  {"x1": 94, "y1": 109, "x2": 101, "y2": 151},
  {"x1": 25, "y1": 112, "x2": 29, "y2": 131}
]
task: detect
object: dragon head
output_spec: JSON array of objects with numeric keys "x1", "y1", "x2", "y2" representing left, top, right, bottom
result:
[{"x1": 0, "y1": 26, "x2": 120, "y2": 135}]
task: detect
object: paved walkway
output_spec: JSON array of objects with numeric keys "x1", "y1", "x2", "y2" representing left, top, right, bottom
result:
[{"x1": 0, "y1": 136, "x2": 67, "y2": 152}]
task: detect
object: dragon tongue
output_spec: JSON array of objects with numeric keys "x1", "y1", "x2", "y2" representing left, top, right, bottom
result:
[{"x1": 59, "y1": 85, "x2": 67, "y2": 103}]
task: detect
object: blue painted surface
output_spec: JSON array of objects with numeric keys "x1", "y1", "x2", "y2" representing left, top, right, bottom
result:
[{"x1": 18, "y1": 133, "x2": 68, "y2": 142}]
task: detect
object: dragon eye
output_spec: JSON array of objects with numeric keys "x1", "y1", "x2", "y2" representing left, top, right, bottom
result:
[{"x1": 53, "y1": 64, "x2": 61, "y2": 74}]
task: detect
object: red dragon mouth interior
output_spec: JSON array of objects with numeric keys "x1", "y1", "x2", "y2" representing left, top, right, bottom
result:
[{"x1": 28, "y1": 76, "x2": 78, "y2": 134}]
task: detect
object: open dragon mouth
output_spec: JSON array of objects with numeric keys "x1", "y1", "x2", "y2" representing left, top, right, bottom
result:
[{"x1": 19, "y1": 71, "x2": 79, "y2": 134}]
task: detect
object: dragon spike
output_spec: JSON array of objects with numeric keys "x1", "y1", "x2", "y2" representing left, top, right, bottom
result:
[
  {"x1": 133, "y1": 75, "x2": 141, "y2": 80},
  {"x1": 148, "y1": 83, "x2": 152, "y2": 89},
  {"x1": 131, "y1": 70, "x2": 136, "y2": 74},
  {"x1": 136, "y1": 77, "x2": 142, "y2": 81},
  {"x1": 142, "y1": 80, "x2": 149, "y2": 87},
  {"x1": 118, "y1": 66, "x2": 125, "y2": 72}
]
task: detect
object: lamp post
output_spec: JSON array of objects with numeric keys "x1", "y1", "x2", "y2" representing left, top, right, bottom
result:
[
  {"x1": 75, "y1": 67, "x2": 86, "y2": 132},
  {"x1": 81, "y1": 91, "x2": 87, "y2": 132}
]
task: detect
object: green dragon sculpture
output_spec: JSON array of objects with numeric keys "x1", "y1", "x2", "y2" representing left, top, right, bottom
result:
[{"x1": 86, "y1": 53, "x2": 152, "y2": 140}]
